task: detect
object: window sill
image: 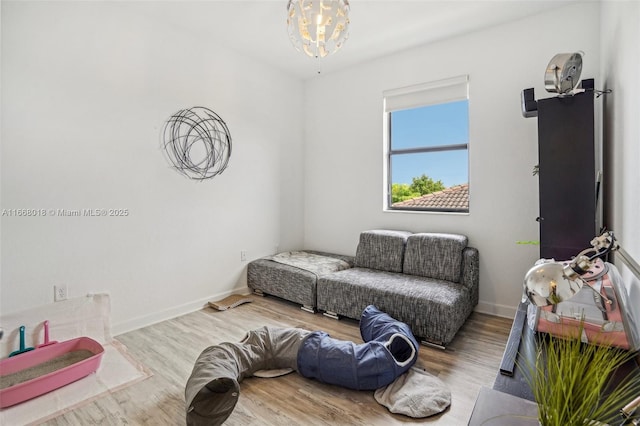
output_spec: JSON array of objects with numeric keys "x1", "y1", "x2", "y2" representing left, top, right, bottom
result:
[{"x1": 383, "y1": 208, "x2": 470, "y2": 216}]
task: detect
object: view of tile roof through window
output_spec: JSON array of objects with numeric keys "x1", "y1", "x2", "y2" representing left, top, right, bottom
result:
[{"x1": 393, "y1": 184, "x2": 469, "y2": 210}]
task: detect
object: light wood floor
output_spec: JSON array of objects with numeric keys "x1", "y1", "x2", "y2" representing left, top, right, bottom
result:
[{"x1": 42, "y1": 295, "x2": 513, "y2": 425}]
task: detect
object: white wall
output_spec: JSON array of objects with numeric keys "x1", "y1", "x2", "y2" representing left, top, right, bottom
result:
[
  {"x1": 2, "y1": 0, "x2": 634, "y2": 334},
  {"x1": 303, "y1": 2, "x2": 601, "y2": 317},
  {"x1": 0, "y1": 1, "x2": 305, "y2": 334},
  {"x1": 600, "y1": 2, "x2": 640, "y2": 311}
]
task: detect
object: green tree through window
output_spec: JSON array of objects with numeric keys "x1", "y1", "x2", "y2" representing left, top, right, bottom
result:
[
  {"x1": 391, "y1": 174, "x2": 446, "y2": 203},
  {"x1": 409, "y1": 174, "x2": 445, "y2": 196}
]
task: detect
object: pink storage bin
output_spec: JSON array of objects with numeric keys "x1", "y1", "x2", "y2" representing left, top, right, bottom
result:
[{"x1": 0, "y1": 337, "x2": 104, "y2": 408}]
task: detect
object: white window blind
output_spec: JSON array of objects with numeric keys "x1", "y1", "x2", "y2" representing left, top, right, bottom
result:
[{"x1": 383, "y1": 75, "x2": 469, "y2": 113}]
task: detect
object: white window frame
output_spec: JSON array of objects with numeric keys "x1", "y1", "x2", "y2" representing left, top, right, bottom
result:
[{"x1": 383, "y1": 75, "x2": 470, "y2": 213}]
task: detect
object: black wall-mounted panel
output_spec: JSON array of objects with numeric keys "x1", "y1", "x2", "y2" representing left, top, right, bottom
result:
[{"x1": 536, "y1": 91, "x2": 596, "y2": 260}]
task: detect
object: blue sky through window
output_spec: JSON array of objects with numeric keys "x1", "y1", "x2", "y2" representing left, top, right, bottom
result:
[{"x1": 390, "y1": 100, "x2": 468, "y2": 186}]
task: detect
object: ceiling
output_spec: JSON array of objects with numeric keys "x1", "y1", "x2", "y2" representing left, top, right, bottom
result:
[{"x1": 136, "y1": 0, "x2": 579, "y2": 80}]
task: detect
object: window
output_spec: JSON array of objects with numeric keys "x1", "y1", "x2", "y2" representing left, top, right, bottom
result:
[{"x1": 384, "y1": 75, "x2": 469, "y2": 213}]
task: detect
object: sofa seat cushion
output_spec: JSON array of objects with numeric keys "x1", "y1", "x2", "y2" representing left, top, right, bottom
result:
[
  {"x1": 403, "y1": 233, "x2": 468, "y2": 282},
  {"x1": 355, "y1": 230, "x2": 412, "y2": 273},
  {"x1": 317, "y1": 268, "x2": 473, "y2": 345}
]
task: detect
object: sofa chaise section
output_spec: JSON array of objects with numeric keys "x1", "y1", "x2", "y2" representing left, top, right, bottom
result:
[{"x1": 247, "y1": 250, "x2": 354, "y2": 312}]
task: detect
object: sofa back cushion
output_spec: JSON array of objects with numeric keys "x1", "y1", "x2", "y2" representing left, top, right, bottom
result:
[
  {"x1": 355, "y1": 230, "x2": 412, "y2": 273},
  {"x1": 403, "y1": 233, "x2": 468, "y2": 282}
]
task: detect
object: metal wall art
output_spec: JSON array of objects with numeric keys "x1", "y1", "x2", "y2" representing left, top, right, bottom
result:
[{"x1": 162, "y1": 106, "x2": 232, "y2": 180}]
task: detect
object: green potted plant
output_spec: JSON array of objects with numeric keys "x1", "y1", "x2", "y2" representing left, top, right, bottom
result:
[{"x1": 528, "y1": 324, "x2": 640, "y2": 426}]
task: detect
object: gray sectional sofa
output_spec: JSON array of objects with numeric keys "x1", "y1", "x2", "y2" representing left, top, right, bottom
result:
[
  {"x1": 247, "y1": 230, "x2": 479, "y2": 347},
  {"x1": 318, "y1": 230, "x2": 479, "y2": 347}
]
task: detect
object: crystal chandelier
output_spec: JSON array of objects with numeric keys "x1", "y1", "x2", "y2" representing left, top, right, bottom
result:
[{"x1": 287, "y1": 0, "x2": 350, "y2": 58}]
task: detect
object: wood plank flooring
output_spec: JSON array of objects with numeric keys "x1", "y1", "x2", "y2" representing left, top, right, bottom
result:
[{"x1": 42, "y1": 295, "x2": 513, "y2": 425}]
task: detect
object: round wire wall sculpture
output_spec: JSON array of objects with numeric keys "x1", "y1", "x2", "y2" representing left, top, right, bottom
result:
[{"x1": 162, "y1": 106, "x2": 232, "y2": 181}]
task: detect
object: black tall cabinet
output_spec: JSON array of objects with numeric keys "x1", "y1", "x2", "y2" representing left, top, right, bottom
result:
[{"x1": 523, "y1": 80, "x2": 600, "y2": 260}]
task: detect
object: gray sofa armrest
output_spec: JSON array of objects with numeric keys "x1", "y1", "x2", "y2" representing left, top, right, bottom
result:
[{"x1": 460, "y1": 247, "x2": 479, "y2": 306}]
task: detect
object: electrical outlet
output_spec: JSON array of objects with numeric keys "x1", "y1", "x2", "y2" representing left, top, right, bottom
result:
[
  {"x1": 240, "y1": 251, "x2": 247, "y2": 262},
  {"x1": 54, "y1": 284, "x2": 67, "y2": 302}
]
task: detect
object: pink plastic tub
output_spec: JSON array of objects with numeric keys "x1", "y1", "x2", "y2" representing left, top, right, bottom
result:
[{"x1": 0, "y1": 337, "x2": 104, "y2": 408}]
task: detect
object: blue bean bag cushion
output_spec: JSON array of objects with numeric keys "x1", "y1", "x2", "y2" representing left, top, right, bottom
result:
[{"x1": 297, "y1": 305, "x2": 418, "y2": 390}]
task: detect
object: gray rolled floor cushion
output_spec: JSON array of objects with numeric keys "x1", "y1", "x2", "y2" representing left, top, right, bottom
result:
[
  {"x1": 185, "y1": 306, "x2": 432, "y2": 425},
  {"x1": 185, "y1": 326, "x2": 308, "y2": 425}
]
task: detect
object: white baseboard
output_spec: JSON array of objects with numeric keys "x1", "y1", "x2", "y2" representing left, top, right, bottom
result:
[
  {"x1": 112, "y1": 286, "x2": 250, "y2": 336},
  {"x1": 475, "y1": 300, "x2": 517, "y2": 319},
  {"x1": 112, "y1": 291, "x2": 517, "y2": 336}
]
